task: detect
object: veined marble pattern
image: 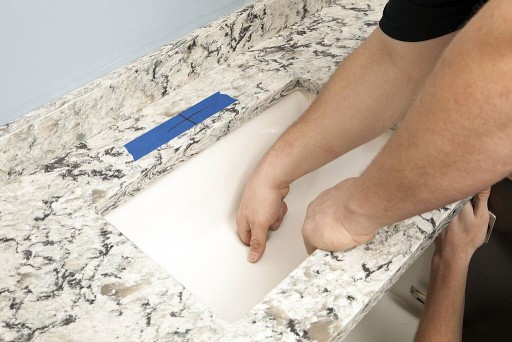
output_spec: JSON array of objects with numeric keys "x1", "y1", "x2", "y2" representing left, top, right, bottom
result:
[
  {"x1": 1, "y1": 1, "x2": 465, "y2": 341},
  {"x1": 0, "y1": 0, "x2": 332, "y2": 187}
]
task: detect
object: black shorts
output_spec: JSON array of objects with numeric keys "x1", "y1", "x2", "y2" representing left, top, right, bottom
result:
[{"x1": 379, "y1": 0, "x2": 488, "y2": 42}]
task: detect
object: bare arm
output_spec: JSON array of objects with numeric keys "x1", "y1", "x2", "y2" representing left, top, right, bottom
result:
[
  {"x1": 417, "y1": 258, "x2": 468, "y2": 342},
  {"x1": 344, "y1": 0, "x2": 512, "y2": 236},
  {"x1": 237, "y1": 27, "x2": 456, "y2": 262},
  {"x1": 245, "y1": 28, "x2": 453, "y2": 187},
  {"x1": 415, "y1": 191, "x2": 490, "y2": 342},
  {"x1": 303, "y1": 0, "x2": 512, "y2": 253}
]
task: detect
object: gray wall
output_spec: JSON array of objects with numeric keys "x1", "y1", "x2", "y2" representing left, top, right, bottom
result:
[{"x1": 0, "y1": 0, "x2": 252, "y2": 126}]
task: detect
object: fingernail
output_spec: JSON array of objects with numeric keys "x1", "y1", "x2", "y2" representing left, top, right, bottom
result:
[{"x1": 248, "y1": 251, "x2": 258, "y2": 262}]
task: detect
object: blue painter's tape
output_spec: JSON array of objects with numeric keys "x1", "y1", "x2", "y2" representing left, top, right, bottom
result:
[
  {"x1": 186, "y1": 92, "x2": 237, "y2": 124},
  {"x1": 125, "y1": 117, "x2": 195, "y2": 161},
  {"x1": 124, "y1": 92, "x2": 237, "y2": 161}
]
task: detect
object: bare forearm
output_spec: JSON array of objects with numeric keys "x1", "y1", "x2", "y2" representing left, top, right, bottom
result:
[
  {"x1": 415, "y1": 256, "x2": 469, "y2": 342},
  {"x1": 345, "y1": 1, "x2": 512, "y2": 235},
  {"x1": 253, "y1": 28, "x2": 454, "y2": 187},
  {"x1": 415, "y1": 187, "x2": 490, "y2": 341}
]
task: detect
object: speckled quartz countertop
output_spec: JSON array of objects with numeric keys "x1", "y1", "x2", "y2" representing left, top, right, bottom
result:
[{"x1": 0, "y1": 0, "x2": 464, "y2": 341}]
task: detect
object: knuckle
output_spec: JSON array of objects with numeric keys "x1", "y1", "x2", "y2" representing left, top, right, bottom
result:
[
  {"x1": 235, "y1": 214, "x2": 242, "y2": 227},
  {"x1": 301, "y1": 223, "x2": 310, "y2": 236},
  {"x1": 478, "y1": 190, "x2": 491, "y2": 200},
  {"x1": 269, "y1": 222, "x2": 280, "y2": 231},
  {"x1": 250, "y1": 238, "x2": 264, "y2": 251},
  {"x1": 247, "y1": 219, "x2": 261, "y2": 231}
]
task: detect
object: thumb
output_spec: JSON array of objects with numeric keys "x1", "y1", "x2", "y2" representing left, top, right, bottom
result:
[
  {"x1": 472, "y1": 189, "x2": 491, "y2": 214},
  {"x1": 248, "y1": 225, "x2": 267, "y2": 263}
]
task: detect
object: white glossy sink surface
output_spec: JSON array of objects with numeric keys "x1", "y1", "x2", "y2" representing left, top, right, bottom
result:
[{"x1": 105, "y1": 90, "x2": 392, "y2": 322}]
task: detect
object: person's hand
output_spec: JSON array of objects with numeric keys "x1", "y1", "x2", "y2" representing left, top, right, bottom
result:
[
  {"x1": 302, "y1": 178, "x2": 376, "y2": 254},
  {"x1": 433, "y1": 189, "x2": 491, "y2": 264},
  {"x1": 236, "y1": 174, "x2": 289, "y2": 262}
]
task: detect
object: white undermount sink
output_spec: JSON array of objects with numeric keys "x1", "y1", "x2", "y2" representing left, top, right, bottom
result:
[{"x1": 106, "y1": 90, "x2": 430, "y2": 339}]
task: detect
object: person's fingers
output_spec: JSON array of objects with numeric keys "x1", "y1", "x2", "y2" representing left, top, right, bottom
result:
[
  {"x1": 236, "y1": 215, "x2": 251, "y2": 246},
  {"x1": 472, "y1": 189, "x2": 491, "y2": 217},
  {"x1": 248, "y1": 225, "x2": 268, "y2": 263},
  {"x1": 304, "y1": 240, "x2": 316, "y2": 255},
  {"x1": 434, "y1": 233, "x2": 443, "y2": 249},
  {"x1": 269, "y1": 201, "x2": 288, "y2": 231},
  {"x1": 472, "y1": 189, "x2": 492, "y2": 244},
  {"x1": 302, "y1": 228, "x2": 316, "y2": 255},
  {"x1": 457, "y1": 199, "x2": 474, "y2": 223}
]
